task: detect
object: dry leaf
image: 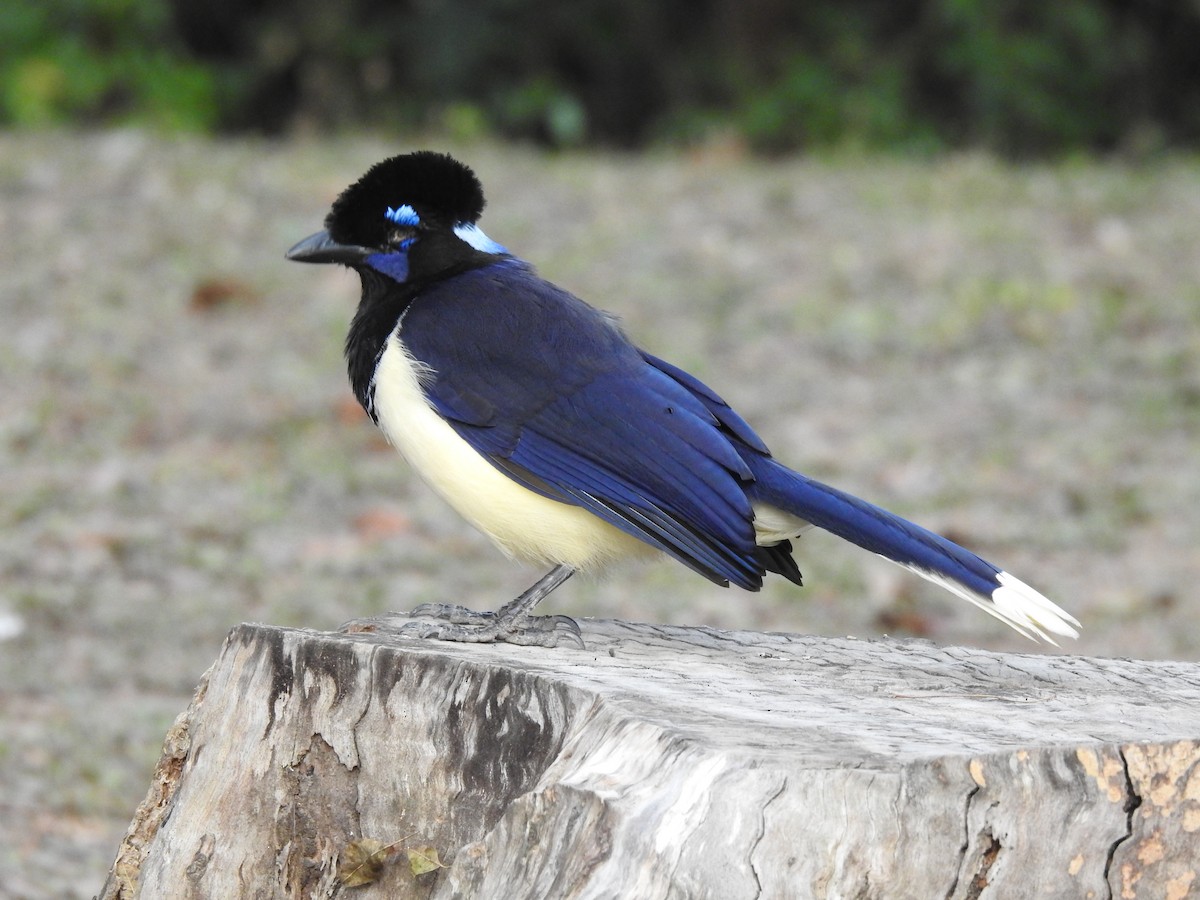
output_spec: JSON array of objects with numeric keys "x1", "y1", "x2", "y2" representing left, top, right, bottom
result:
[
  {"x1": 337, "y1": 836, "x2": 442, "y2": 886},
  {"x1": 189, "y1": 277, "x2": 260, "y2": 311},
  {"x1": 337, "y1": 838, "x2": 391, "y2": 887},
  {"x1": 407, "y1": 845, "x2": 444, "y2": 876},
  {"x1": 353, "y1": 507, "x2": 412, "y2": 541}
]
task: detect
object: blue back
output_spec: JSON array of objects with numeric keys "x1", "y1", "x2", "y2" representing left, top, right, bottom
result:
[{"x1": 400, "y1": 261, "x2": 775, "y2": 589}]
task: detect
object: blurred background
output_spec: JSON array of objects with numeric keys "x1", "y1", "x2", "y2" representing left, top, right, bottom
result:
[
  {"x1": 5, "y1": 0, "x2": 1200, "y2": 154},
  {"x1": 3, "y1": 1, "x2": 1200, "y2": 897}
]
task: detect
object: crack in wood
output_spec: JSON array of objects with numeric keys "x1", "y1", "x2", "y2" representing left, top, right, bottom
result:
[
  {"x1": 347, "y1": 644, "x2": 380, "y2": 769},
  {"x1": 749, "y1": 776, "x2": 788, "y2": 899},
  {"x1": 964, "y1": 833, "x2": 1001, "y2": 900},
  {"x1": 945, "y1": 780, "x2": 981, "y2": 899},
  {"x1": 1102, "y1": 747, "x2": 1143, "y2": 900}
]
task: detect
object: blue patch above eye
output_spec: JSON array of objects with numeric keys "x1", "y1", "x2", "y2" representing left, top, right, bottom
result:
[
  {"x1": 366, "y1": 251, "x2": 410, "y2": 282},
  {"x1": 385, "y1": 204, "x2": 421, "y2": 226}
]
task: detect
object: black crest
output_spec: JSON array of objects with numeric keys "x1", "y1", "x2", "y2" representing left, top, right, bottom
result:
[{"x1": 325, "y1": 151, "x2": 487, "y2": 248}]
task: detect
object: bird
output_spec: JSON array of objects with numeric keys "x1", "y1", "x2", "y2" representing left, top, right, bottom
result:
[{"x1": 286, "y1": 151, "x2": 1079, "y2": 647}]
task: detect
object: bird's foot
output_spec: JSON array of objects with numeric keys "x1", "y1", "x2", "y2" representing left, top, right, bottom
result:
[
  {"x1": 344, "y1": 565, "x2": 582, "y2": 648},
  {"x1": 400, "y1": 608, "x2": 583, "y2": 647},
  {"x1": 408, "y1": 602, "x2": 495, "y2": 625}
]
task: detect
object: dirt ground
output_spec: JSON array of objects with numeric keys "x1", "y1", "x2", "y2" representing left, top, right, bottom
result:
[{"x1": 1, "y1": 132, "x2": 1198, "y2": 897}]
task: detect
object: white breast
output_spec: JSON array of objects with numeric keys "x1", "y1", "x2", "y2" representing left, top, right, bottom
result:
[{"x1": 370, "y1": 330, "x2": 657, "y2": 571}]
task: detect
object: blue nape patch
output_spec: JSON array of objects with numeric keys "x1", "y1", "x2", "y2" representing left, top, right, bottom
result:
[
  {"x1": 454, "y1": 222, "x2": 508, "y2": 255},
  {"x1": 366, "y1": 251, "x2": 410, "y2": 282},
  {"x1": 385, "y1": 204, "x2": 421, "y2": 227}
]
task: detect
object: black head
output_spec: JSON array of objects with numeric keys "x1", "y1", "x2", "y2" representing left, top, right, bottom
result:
[
  {"x1": 327, "y1": 151, "x2": 486, "y2": 248},
  {"x1": 286, "y1": 151, "x2": 506, "y2": 283}
]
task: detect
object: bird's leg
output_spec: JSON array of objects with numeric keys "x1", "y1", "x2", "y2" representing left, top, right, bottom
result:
[{"x1": 399, "y1": 565, "x2": 581, "y2": 647}]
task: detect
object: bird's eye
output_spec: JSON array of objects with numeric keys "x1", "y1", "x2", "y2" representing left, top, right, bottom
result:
[{"x1": 388, "y1": 227, "x2": 417, "y2": 250}]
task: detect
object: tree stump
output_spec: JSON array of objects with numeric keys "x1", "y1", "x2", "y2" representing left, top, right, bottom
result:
[{"x1": 99, "y1": 619, "x2": 1200, "y2": 899}]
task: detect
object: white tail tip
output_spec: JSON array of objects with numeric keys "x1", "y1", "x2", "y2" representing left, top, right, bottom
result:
[
  {"x1": 990, "y1": 570, "x2": 1080, "y2": 644},
  {"x1": 899, "y1": 563, "x2": 1080, "y2": 644}
]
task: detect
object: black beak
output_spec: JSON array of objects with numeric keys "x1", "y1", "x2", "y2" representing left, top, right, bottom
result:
[{"x1": 285, "y1": 230, "x2": 376, "y2": 265}]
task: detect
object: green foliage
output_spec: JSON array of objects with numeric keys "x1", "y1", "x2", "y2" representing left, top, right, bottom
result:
[
  {"x1": 496, "y1": 79, "x2": 588, "y2": 147},
  {"x1": 929, "y1": 0, "x2": 1135, "y2": 154},
  {"x1": 0, "y1": 0, "x2": 216, "y2": 129},
  {"x1": 1, "y1": 0, "x2": 1197, "y2": 156},
  {"x1": 723, "y1": 0, "x2": 1159, "y2": 156},
  {"x1": 733, "y1": 53, "x2": 940, "y2": 155}
]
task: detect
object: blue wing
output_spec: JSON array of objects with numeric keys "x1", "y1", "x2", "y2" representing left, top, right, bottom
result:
[{"x1": 400, "y1": 261, "x2": 779, "y2": 589}]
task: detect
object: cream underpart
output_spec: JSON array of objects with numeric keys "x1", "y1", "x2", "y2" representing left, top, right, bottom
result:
[
  {"x1": 371, "y1": 331, "x2": 806, "y2": 572},
  {"x1": 372, "y1": 331, "x2": 656, "y2": 570}
]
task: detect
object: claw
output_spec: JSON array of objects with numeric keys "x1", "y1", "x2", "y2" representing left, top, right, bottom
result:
[{"x1": 547, "y1": 615, "x2": 585, "y2": 648}]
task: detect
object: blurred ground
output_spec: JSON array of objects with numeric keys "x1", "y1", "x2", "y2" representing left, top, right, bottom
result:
[{"x1": 1, "y1": 132, "x2": 1198, "y2": 897}]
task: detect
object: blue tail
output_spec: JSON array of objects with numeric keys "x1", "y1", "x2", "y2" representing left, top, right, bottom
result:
[
  {"x1": 744, "y1": 454, "x2": 1080, "y2": 642},
  {"x1": 746, "y1": 455, "x2": 1001, "y2": 597}
]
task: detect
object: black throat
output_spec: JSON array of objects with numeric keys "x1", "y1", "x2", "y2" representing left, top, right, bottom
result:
[
  {"x1": 344, "y1": 243, "x2": 501, "y2": 422},
  {"x1": 344, "y1": 269, "x2": 413, "y2": 423}
]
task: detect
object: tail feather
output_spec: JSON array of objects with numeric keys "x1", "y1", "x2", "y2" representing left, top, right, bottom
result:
[{"x1": 746, "y1": 456, "x2": 1079, "y2": 643}]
